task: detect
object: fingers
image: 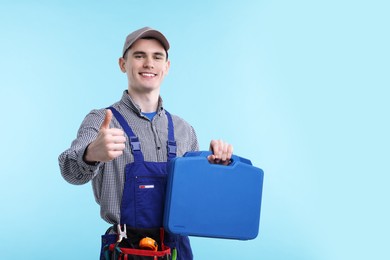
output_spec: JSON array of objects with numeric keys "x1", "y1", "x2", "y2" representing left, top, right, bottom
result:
[
  {"x1": 106, "y1": 135, "x2": 126, "y2": 151},
  {"x1": 100, "y1": 110, "x2": 126, "y2": 154},
  {"x1": 100, "y1": 109, "x2": 113, "y2": 130},
  {"x1": 104, "y1": 129, "x2": 126, "y2": 150},
  {"x1": 84, "y1": 110, "x2": 126, "y2": 163},
  {"x1": 107, "y1": 128, "x2": 126, "y2": 138},
  {"x1": 208, "y1": 139, "x2": 233, "y2": 165}
]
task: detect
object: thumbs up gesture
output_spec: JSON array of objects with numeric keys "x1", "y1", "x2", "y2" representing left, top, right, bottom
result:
[{"x1": 84, "y1": 109, "x2": 126, "y2": 163}]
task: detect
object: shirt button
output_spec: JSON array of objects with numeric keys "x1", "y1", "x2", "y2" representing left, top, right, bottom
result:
[{"x1": 76, "y1": 173, "x2": 83, "y2": 180}]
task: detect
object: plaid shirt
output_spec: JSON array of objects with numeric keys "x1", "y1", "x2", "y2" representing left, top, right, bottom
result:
[{"x1": 59, "y1": 90, "x2": 199, "y2": 224}]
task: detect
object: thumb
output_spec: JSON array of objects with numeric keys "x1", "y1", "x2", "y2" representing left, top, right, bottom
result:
[{"x1": 100, "y1": 109, "x2": 113, "y2": 130}]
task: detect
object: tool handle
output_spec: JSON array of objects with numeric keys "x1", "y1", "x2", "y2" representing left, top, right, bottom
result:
[{"x1": 183, "y1": 151, "x2": 252, "y2": 166}]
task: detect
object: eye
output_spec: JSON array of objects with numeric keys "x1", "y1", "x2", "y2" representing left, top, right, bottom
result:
[{"x1": 133, "y1": 53, "x2": 145, "y2": 59}]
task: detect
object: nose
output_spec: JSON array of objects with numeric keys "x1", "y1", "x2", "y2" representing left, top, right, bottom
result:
[{"x1": 143, "y1": 57, "x2": 154, "y2": 69}]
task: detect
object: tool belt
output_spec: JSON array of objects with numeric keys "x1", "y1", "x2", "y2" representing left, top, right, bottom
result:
[{"x1": 102, "y1": 225, "x2": 175, "y2": 260}]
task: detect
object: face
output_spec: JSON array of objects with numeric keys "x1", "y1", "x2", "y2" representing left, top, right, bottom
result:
[{"x1": 119, "y1": 38, "x2": 170, "y2": 94}]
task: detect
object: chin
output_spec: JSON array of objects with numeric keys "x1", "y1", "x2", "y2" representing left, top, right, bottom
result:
[{"x1": 141, "y1": 85, "x2": 160, "y2": 92}]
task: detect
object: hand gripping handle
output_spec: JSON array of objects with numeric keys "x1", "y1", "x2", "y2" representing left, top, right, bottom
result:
[{"x1": 183, "y1": 151, "x2": 252, "y2": 166}]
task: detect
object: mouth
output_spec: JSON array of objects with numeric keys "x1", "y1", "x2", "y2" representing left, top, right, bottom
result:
[{"x1": 139, "y1": 72, "x2": 157, "y2": 78}]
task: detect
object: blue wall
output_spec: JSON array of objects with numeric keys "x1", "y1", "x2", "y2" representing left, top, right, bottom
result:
[{"x1": 0, "y1": 0, "x2": 389, "y2": 259}]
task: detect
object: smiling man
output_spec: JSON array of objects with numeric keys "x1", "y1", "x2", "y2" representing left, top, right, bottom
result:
[{"x1": 59, "y1": 27, "x2": 233, "y2": 259}]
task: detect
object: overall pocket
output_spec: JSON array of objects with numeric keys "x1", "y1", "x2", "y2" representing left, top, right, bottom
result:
[
  {"x1": 135, "y1": 175, "x2": 167, "y2": 228},
  {"x1": 121, "y1": 162, "x2": 168, "y2": 228}
]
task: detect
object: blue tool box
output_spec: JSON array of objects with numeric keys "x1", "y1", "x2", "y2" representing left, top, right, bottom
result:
[{"x1": 163, "y1": 151, "x2": 264, "y2": 240}]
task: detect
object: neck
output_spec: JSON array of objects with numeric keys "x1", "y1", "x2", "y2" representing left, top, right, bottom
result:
[{"x1": 127, "y1": 88, "x2": 159, "y2": 113}]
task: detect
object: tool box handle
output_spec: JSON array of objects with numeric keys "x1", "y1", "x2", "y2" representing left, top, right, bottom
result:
[{"x1": 183, "y1": 151, "x2": 253, "y2": 166}]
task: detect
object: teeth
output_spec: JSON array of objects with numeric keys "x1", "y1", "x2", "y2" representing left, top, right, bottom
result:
[{"x1": 141, "y1": 73, "x2": 155, "y2": 77}]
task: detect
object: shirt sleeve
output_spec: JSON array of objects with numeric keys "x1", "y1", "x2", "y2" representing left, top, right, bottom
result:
[
  {"x1": 58, "y1": 109, "x2": 105, "y2": 185},
  {"x1": 189, "y1": 125, "x2": 200, "y2": 152}
]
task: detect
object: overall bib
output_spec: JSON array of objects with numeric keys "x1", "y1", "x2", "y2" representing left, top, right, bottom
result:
[{"x1": 100, "y1": 107, "x2": 193, "y2": 260}]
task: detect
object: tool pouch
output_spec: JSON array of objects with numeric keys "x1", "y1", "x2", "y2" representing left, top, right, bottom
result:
[{"x1": 102, "y1": 226, "x2": 174, "y2": 260}]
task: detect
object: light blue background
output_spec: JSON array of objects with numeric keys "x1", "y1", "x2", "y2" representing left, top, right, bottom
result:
[{"x1": 1, "y1": 0, "x2": 389, "y2": 259}]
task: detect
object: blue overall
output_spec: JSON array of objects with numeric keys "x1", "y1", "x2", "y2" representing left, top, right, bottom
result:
[{"x1": 100, "y1": 107, "x2": 193, "y2": 260}]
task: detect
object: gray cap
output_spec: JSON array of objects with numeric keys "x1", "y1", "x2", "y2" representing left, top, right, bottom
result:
[{"x1": 122, "y1": 27, "x2": 170, "y2": 57}]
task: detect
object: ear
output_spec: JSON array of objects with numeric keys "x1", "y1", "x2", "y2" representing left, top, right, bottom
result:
[
  {"x1": 118, "y1": 57, "x2": 126, "y2": 73},
  {"x1": 164, "y1": 60, "x2": 171, "y2": 75}
]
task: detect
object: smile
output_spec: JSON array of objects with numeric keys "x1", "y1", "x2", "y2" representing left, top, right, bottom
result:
[{"x1": 139, "y1": 72, "x2": 157, "y2": 78}]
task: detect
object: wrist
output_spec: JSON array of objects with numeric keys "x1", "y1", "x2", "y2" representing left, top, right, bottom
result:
[{"x1": 83, "y1": 144, "x2": 99, "y2": 165}]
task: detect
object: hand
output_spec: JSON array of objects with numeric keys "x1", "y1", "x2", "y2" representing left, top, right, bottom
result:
[
  {"x1": 84, "y1": 109, "x2": 126, "y2": 163},
  {"x1": 207, "y1": 139, "x2": 233, "y2": 165}
]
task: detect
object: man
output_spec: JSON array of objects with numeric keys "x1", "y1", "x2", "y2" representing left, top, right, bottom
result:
[{"x1": 59, "y1": 27, "x2": 233, "y2": 259}]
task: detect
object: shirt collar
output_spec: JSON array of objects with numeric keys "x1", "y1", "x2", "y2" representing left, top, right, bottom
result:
[{"x1": 120, "y1": 90, "x2": 164, "y2": 116}]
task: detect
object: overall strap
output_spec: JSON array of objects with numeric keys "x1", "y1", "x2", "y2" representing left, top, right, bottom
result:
[
  {"x1": 107, "y1": 107, "x2": 144, "y2": 162},
  {"x1": 107, "y1": 107, "x2": 176, "y2": 162},
  {"x1": 165, "y1": 111, "x2": 177, "y2": 161}
]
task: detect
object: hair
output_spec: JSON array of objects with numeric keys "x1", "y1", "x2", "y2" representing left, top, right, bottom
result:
[{"x1": 123, "y1": 37, "x2": 169, "y2": 60}]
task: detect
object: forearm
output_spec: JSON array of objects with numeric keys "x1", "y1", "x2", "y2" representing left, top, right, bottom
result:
[
  {"x1": 59, "y1": 109, "x2": 104, "y2": 185},
  {"x1": 59, "y1": 145, "x2": 103, "y2": 185}
]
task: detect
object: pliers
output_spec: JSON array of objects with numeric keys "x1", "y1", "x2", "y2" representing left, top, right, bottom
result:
[{"x1": 117, "y1": 224, "x2": 127, "y2": 242}]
